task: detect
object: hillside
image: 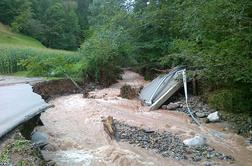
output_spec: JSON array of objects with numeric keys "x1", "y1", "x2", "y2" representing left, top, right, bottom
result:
[
  {"x1": 0, "y1": 22, "x2": 79, "y2": 76},
  {"x1": 0, "y1": 23, "x2": 44, "y2": 48}
]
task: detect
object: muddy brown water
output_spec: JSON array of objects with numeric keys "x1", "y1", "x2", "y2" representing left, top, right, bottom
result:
[{"x1": 38, "y1": 70, "x2": 252, "y2": 166}]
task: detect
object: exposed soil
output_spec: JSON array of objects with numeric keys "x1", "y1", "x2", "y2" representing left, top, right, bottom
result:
[
  {"x1": 119, "y1": 84, "x2": 141, "y2": 99},
  {"x1": 37, "y1": 70, "x2": 252, "y2": 166},
  {"x1": 32, "y1": 79, "x2": 81, "y2": 101}
]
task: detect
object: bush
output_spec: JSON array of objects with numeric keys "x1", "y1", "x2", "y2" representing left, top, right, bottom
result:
[
  {"x1": 80, "y1": 30, "x2": 130, "y2": 86},
  {"x1": 208, "y1": 88, "x2": 252, "y2": 113}
]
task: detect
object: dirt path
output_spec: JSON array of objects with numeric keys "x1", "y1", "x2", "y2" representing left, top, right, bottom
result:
[{"x1": 38, "y1": 70, "x2": 252, "y2": 166}]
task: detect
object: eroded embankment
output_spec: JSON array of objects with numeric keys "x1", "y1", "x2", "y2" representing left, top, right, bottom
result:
[
  {"x1": 32, "y1": 79, "x2": 81, "y2": 101},
  {"x1": 36, "y1": 70, "x2": 252, "y2": 166}
]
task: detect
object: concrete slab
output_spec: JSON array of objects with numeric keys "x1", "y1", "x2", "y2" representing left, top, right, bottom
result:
[
  {"x1": 0, "y1": 83, "x2": 49, "y2": 138},
  {"x1": 139, "y1": 67, "x2": 184, "y2": 110}
]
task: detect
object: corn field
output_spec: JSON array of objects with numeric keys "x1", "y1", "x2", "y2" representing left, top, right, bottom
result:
[{"x1": 0, "y1": 46, "x2": 80, "y2": 75}]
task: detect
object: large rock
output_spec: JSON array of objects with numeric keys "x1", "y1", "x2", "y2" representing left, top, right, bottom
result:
[
  {"x1": 166, "y1": 102, "x2": 181, "y2": 110},
  {"x1": 31, "y1": 131, "x2": 48, "y2": 148},
  {"x1": 183, "y1": 135, "x2": 206, "y2": 146},
  {"x1": 195, "y1": 112, "x2": 208, "y2": 118},
  {"x1": 161, "y1": 105, "x2": 167, "y2": 109},
  {"x1": 207, "y1": 111, "x2": 220, "y2": 122}
]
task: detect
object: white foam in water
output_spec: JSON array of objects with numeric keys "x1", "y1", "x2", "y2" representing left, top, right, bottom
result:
[{"x1": 53, "y1": 150, "x2": 93, "y2": 166}]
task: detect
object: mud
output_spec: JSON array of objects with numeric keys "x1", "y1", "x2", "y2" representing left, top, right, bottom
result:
[
  {"x1": 33, "y1": 79, "x2": 80, "y2": 100},
  {"x1": 119, "y1": 84, "x2": 140, "y2": 99},
  {"x1": 38, "y1": 70, "x2": 252, "y2": 166}
]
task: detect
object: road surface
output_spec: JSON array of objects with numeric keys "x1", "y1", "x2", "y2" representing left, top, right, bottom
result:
[{"x1": 0, "y1": 76, "x2": 48, "y2": 137}]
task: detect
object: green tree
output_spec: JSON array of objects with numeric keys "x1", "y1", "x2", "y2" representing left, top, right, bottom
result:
[
  {"x1": 79, "y1": 0, "x2": 134, "y2": 85},
  {"x1": 0, "y1": 0, "x2": 87, "y2": 50},
  {"x1": 44, "y1": 2, "x2": 66, "y2": 49},
  {"x1": 11, "y1": 1, "x2": 33, "y2": 32},
  {"x1": 76, "y1": 0, "x2": 92, "y2": 39},
  {"x1": 0, "y1": 0, "x2": 24, "y2": 24},
  {"x1": 62, "y1": 9, "x2": 81, "y2": 50}
]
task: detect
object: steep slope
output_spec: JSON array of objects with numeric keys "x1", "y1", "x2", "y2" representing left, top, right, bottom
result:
[{"x1": 0, "y1": 23, "x2": 44, "y2": 48}]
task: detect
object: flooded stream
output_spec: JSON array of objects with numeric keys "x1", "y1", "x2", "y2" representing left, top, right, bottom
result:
[{"x1": 38, "y1": 70, "x2": 252, "y2": 166}]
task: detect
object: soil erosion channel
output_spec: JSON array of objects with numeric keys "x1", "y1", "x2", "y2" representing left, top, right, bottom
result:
[{"x1": 38, "y1": 70, "x2": 252, "y2": 166}]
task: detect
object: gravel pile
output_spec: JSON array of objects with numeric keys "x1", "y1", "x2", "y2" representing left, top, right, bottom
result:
[
  {"x1": 114, "y1": 120, "x2": 234, "y2": 162},
  {"x1": 176, "y1": 96, "x2": 213, "y2": 117}
]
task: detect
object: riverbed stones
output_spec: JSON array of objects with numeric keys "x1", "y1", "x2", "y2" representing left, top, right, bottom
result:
[
  {"x1": 183, "y1": 135, "x2": 206, "y2": 147},
  {"x1": 114, "y1": 120, "x2": 234, "y2": 162},
  {"x1": 207, "y1": 112, "x2": 220, "y2": 123},
  {"x1": 170, "y1": 97, "x2": 213, "y2": 120}
]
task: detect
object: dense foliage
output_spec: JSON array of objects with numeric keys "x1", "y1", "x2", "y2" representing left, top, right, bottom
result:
[
  {"x1": 0, "y1": 0, "x2": 91, "y2": 50},
  {"x1": 129, "y1": 0, "x2": 252, "y2": 113},
  {"x1": 79, "y1": 0, "x2": 252, "y2": 112},
  {"x1": 79, "y1": 0, "x2": 135, "y2": 86}
]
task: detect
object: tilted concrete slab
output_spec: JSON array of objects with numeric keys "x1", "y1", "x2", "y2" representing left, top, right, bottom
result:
[
  {"x1": 139, "y1": 67, "x2": 184, "y2": 110},
  {"x1": 0, "y1": 83, "x2": 50, "y2": 138}
]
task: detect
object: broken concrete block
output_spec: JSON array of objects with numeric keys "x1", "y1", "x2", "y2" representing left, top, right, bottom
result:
[
  {"x1": 207, "y1": 111, "x2": 220, "y2": 122},
  {"x1": 183, "y1": 135, "x2": 206, "y2": 146}
]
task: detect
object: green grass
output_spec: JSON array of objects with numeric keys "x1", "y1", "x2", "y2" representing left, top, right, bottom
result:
[
  {"x1": 0, "y1": 133, "x2": 45, "y2": 166},
  {"x1": 0, "y1": 23, "x2": 44, "y2": 48}
]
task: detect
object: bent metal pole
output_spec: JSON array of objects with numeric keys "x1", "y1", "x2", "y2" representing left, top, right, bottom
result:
[{"x1": 182, "y1": 69, "x2": 200, "y2": 126}]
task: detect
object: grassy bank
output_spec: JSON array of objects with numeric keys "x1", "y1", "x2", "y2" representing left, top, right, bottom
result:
[{"x1": 0, "y1": 23, "x2": 44, "y2": 48}]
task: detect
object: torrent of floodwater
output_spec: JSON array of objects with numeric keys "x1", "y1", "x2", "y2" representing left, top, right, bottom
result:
[{"x1": 38, "y1": 70, "x2": 252, "y2": 166}]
